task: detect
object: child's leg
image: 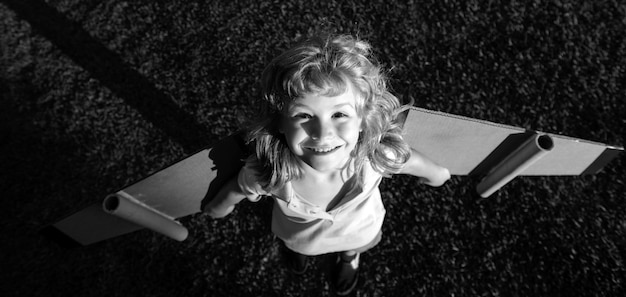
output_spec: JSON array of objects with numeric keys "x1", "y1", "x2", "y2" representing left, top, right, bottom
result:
[
  {"x1": 333, "y1": 250, "x2": 360, "y2": 296},
  {"x1": 279, "y1": 240, "x2": 309, "y2": 275},
  {"x1": 332, "y1": 231, "x2": 382, "y2": 295}
]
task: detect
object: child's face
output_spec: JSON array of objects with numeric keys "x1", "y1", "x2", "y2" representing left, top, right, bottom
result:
[{"x1": 280, "y1": 86, "x2": 363, "y2": 173}]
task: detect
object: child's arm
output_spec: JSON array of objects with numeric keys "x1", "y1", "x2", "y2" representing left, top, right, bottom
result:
[
  {"x1": 399, "y1": 148, "x2": 451, "y2": 187},
  {"x1": 203, "y1": 176, "x2": 248, "y2": 218}
]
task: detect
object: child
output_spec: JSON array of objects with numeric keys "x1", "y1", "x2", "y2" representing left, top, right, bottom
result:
[{"x1": 205, "y1": 33, "x2": 450, "y2": 295}]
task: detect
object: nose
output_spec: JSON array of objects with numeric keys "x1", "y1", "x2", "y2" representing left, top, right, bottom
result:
[{"x1": 309, "y1": 118, "x2": 334, "y2": 141}]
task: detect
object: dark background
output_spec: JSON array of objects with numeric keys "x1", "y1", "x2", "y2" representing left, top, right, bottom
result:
[{"x1": 1, "y1": 0, "x2": 624, "y2": 296}]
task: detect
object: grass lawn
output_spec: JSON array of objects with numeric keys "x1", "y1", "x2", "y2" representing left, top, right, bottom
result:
[{"x1": 1, "y1": 0, "x2": 624, "y2": 296}]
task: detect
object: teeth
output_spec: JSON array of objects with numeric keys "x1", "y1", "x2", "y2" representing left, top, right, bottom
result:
[{"x1": 308, "y1": 146, "x2": 338, "y2": 153}]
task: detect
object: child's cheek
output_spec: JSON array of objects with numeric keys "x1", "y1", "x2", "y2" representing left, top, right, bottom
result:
[{"x1": 337, "y1": 120, "x2": 362, "y2": 139}]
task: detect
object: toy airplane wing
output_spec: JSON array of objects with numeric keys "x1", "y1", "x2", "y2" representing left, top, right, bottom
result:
[
  {"x1": 402, "y1": 106, "x2": 622, "y2": 196},
  {"x1": 45, "y1": 134, "x2": 248, "y2": 246}
]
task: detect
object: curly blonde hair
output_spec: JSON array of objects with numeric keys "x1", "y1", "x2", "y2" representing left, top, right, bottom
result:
[{"x1": 247, "y1": 33, "x2": 411, "y2": 189}]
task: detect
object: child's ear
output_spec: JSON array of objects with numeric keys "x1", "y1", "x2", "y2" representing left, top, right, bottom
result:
[
  {"x1": 276, "y1": 116, "x2": 285, "y2": 134},
  {"x1": 278, "y1": 120, "x2": 285, "y2": 134}
]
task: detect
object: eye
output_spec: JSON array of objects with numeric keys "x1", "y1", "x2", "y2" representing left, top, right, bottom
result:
[
  {"x1": 293, "y1": 113, "x2": 312, "y2": 119},
  {"x1": 332, "y1": 112, "x2": 349, "y2": 118}
]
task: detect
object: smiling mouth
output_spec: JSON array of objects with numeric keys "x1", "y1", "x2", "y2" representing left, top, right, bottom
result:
[{"x1": 305, "y1": 145, "x2": 341, "y2": 154}]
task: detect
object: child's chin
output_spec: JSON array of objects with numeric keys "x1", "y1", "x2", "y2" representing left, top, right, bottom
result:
[{"x1": 303, "y1": 156, "x2": 350, "y2": 172}]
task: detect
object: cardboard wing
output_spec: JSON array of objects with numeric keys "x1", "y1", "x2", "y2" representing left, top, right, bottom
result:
[
  {"x1": 402, "y1": 107, "x2": 622, "y2": 196},
  {"x1": 46, "y1": 135, "x2": 248, "y2": 246}
]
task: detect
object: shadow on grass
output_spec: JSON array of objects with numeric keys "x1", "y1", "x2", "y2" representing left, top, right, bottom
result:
[{"x1": 2, "y1": 0, "x2": 214, "y2": 152}]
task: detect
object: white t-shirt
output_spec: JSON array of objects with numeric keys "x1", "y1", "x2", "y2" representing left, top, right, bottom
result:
[{"x1": 237, "y1": 160, "x2": 386, "y2": 256}]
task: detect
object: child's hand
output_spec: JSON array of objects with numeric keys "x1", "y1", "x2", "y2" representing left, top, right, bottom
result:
[
  {"x1": 203, "y1": 175, "x2": 247, "y2": 219},
  {"x1": 419, "y1": 167, "x2": 450, "y2": 187},
  {"x1": 401, "y1": 149, "x2": 451, "y2": 187},
  {"x1": 205, "y1": 202, "x2": 235, "y2": 219}
]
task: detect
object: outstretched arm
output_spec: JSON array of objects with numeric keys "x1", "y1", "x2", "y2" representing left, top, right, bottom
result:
[
  {"x1": 399, "y1": 148, "x2": 451, "y2": 187},
  {"x1": 203, "y1": 176, "x2": 248, "y2": 218}
]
